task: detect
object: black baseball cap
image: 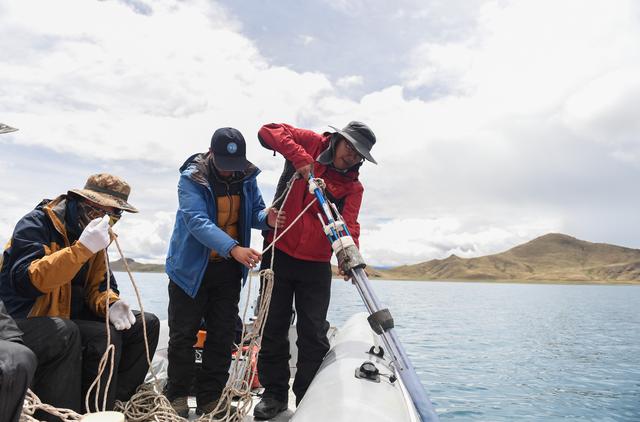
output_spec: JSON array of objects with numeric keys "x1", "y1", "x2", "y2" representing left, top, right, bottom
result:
[{"x1": 210, "y1": 127, "x2": 250, "y2": 171}]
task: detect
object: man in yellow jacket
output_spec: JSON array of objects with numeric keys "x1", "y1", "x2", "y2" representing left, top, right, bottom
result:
[{"x1": 0, "y1": 174, "x2": 159, "y2": 415}]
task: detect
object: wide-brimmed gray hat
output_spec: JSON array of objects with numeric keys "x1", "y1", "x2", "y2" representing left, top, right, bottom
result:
[{"x1": 329, "y1": 121, "x2": 377, "y2": 164}]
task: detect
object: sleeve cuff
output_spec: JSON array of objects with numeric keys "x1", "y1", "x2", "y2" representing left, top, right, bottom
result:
[
  {"x1": 292, "y1": 154, "x2": 314, "y2": 170},
  {"x1": 72, "y1": 241, "x2": 95, "y2": 262},
  {"x1": 223, "y1": 241, "x2": 240, "y2": 258}
]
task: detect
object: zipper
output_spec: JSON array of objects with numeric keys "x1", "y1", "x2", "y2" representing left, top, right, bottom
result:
[{"x1": 223, "y1": 179, "x2": 232, "y2": 233}]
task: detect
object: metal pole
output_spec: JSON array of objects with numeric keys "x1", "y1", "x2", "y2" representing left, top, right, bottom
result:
[
  {"x1": 350, "y1": 268, "x2": 439, "y2": 422},
  {"x1": 307, "y1": 176, "x2": 439, "y2": 421}
]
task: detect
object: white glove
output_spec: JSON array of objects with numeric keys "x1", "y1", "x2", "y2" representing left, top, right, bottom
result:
[
  {"x1": 109, "y1": 300, "x2": 136, "y2": 331},
  {"x1": 79, "y1": 215, "x2": 111, "y2": 253}
]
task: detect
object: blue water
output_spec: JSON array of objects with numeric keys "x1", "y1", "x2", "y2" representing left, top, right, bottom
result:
[{"x1": 115, "y1": 273, "x2": 640, "y2": 421}]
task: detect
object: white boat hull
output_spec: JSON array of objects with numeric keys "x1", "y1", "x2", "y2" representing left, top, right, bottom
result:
[
  {"x1": 151, "y1": 312, "x2": 419, "y2": 421},
  {"x1": 293, "y1": 312, "x2": 419, "y2": 421}
]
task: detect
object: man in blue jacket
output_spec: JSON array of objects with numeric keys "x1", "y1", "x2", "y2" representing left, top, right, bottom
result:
[{"x1": 165, "y1": 127, "x2": 284, "y2": 417}]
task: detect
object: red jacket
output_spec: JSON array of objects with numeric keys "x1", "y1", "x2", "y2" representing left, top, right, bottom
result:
[{"x1": 258, "y1": 123, "x2": 363, "y2": 262}]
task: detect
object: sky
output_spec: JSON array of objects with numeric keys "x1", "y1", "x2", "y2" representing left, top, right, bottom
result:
[{"x1": 1, "y1": 0, "x2": 639, "y2": 267}]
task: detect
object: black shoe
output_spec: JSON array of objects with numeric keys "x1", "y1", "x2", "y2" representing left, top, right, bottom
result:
[
  {"x1": 253, "y1": 397, "x2": 288, "y2": 420},
  {"x1": 169, "y1": 396, "x2": 190, "y2": 418}
]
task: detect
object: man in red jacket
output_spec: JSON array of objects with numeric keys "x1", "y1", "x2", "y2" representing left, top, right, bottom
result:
[{"x1": 255, "y1": 121, "x2": 377, "y2": 419}]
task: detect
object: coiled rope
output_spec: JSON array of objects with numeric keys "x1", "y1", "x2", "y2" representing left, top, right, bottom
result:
[
  {"x1": 19, "y1": 390, "x2": 82, "y2": 422},
  {"x1": 21, "y1": 174, "x2": 325, "y2": 422}
]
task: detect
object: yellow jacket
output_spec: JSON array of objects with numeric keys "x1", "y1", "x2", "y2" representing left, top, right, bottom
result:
[{"x1": 0, "y1": 195, "x2": 119, "y2": 319}]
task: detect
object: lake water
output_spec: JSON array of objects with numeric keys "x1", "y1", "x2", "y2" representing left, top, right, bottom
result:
[{"x1": 115, "y1": 272, "x2": 640, "y2": 421}]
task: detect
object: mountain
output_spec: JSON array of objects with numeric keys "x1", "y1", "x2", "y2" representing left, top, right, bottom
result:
[
  {"x1": 382, "y1": 233, "x2": 640, "y2": 283},
  {"x1": 109, "y1": 258, "x2": 391, "y2": 278},
  {"x1": 110, "y1": 258, "x2": 165, "y2": 273},
  {"x1": 109, "y1": 234, "x2": 640, "y2": 283}
]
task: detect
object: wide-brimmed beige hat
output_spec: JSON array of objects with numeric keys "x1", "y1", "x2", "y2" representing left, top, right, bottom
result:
[{"x1": 69, "y1": 173, "x2": 138, "y2": 213}]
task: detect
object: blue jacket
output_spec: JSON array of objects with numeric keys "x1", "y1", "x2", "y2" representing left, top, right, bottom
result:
[{"x1": 165, "y1": 153, "x2": 270, "y2": 298}]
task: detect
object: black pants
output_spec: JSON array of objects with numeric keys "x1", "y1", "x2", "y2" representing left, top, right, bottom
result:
[
  {"x1": 0, "y1": 339, "x2": 37, "y2": 422},
  {"x1": 16, "y1": 317, "x2": 82, "y2": 421},
  {"x1": 74, "y1": 311, "x2": 159, "y2": 412},
  {"x1": 258, "y1": 248, "x2": 332, "y2": 403},
  {"x1": 166, "y1": 260, "x2": 242, "y2": 405},
  {"x1": 6, "y1": 312, "x2": 158, "y2": 419}
]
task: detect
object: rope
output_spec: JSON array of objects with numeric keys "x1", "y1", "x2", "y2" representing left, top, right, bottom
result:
[
  {"x1": 20, "y1": 175, "x2": 325, "y2": 422},
  {"x1": 110, "y1": 234, "x2": 184, "y2": 421},
  {"x1": 189, "y1": 174, "x2": 308, "y2": 421},
  {"x1": 20, "y1": 238, "x2": 168, "y2": 422},
  {"x1": 19, "y1": 249, "x2": 121, "y2": 421},
  {"x1": 112, "y1": 236, "x2": 160, "y2": 387},
  {"x1": 114, "y1": 383, "x2": 187, "y2": 422},
  {"x1": 191, "y1": 268, "x2": 275, "y2": 422},
  {"x1": 84, "y1": 249, "x2": 116, "y2": 413},
  {"x1": 20, "y1": 390, "x2": 82, "y2": 422}
]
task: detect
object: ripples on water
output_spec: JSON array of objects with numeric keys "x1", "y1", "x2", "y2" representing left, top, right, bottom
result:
[{"x1": 116, "y1": 273, "x2": 640, "y2": 421}]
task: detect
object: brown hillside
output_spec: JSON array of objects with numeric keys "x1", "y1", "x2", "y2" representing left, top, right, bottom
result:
[
  {"x1": 111, "y1": 258, "x2": 165, "y2": 273},
  {"x1": 383, "y1": 233, "x2": 640, "y2": 283}
]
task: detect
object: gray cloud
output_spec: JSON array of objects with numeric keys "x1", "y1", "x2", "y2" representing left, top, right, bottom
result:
[
  {"x1": 2, "y1": 0, "x2": 639, "y2": 268},
  {"x1": 215, "y1": 0, "x2": 483, "y2": 100},
  {"x1": 117, "y1": 0, "x2": 153, "y2": 15}
]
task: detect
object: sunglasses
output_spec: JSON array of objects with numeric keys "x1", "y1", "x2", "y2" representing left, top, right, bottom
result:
[{"x1": 78, "y1": 201, "x2": 123, "y2": 224}]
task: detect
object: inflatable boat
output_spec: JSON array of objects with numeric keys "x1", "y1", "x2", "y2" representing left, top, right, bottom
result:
[{"x1": 151, "y1": 311, "x2": 425, "y2": 421}]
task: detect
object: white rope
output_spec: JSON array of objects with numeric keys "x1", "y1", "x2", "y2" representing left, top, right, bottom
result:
[
  {"x1": 84, "y1": 249, "x2": 116, "y2": 413},
  {"x1": 21, "y1": 175, "x2": 326, "y2": 422},
  {"x1": 114, "y1": 383, "x2": 187, "y2": 422},
  {"x1": 193, "y1": 174, "x2": 309, "y2": 421},
  {"x1": 112, "y1": 236, "x2": 160, "y2": 388},
  {"x1": 20, "y1": 237, "x2": 167, "y2": 422},
  {"x1": 20, "y1": 390, "x2": 82, "y2": 422}
]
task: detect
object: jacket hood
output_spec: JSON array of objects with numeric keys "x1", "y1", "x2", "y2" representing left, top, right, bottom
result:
[
  {"x1": 42, "y1": 195, "x2": 71, "y2": 243},
  {"x1": 180, "y1": 152, "x2": 259, "y2": 186}
]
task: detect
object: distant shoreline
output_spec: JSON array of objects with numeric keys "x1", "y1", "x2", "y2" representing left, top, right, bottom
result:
[
  {"x1": 366, "y1": 277, "x2": 640, "y2": 286},
  {"x1": 110, "y1": 268, "x2": 639, "y2": 286},
  {"x1": 111, "y1": 232, "x2": 640, "y2": 285}
]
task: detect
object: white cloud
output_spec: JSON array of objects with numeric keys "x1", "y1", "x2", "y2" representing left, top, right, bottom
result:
[
  {"x1": 406, "y1": 0, "x2": 640, "y2": 118},
  {"x1": 336, "y1": 75, "x2": 364, "y2": 89},
  {"x1": 0, "y1": 0, "x2": 333, "y2": 164},
  {"x1": 298, "y1": 35, "x2": 315, "y2": 46},
  {"x1": 1, "y1": 0, "x2": 639, "y2": 267},
  {"x1": 360, "y1": 215, "x2": 563, "y2": 267},
  {"x1": 321, "y1": 0, "x2": 367, "y2": 14},
  {"x1": 562, "y1": 67, "x2": 640, "y2": 164},
  {"x1": 109, "y1": 211, "x2": 175, "y2": 263},
  {"x1": 405, "y1": 42, "x2": 474, "y2": 94}
]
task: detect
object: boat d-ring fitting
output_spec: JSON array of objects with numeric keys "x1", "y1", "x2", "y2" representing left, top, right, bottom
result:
[{"x1": 355, "y1": 361, "x2": 381, "y2": 383}]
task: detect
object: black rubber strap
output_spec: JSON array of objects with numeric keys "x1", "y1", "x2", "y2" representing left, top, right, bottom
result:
[{"x1": 367, "y1": 308, "x2": 394, "y2": 335}]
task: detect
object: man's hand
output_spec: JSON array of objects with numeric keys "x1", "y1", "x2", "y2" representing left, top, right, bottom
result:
[
  {"x1": 109, "y1": 300, "x2": 136, "y2": 331},
  {"x1": 267, "y1": 208, "x2": 287, "y2": 229},
  {"x1": 296, "y1": 164, "x2": 312, "y2": 180},
  {"x1": 79, "y1": 215, "x2": 111, "y2": 253},
  {"x1": 230, "y1": 246, "x2": 262, "y2": 269},
  {"x1": 337, "y1": 253, "x2": 351, "y2": 281},
  {"x1": 337, "y1": 268, "x2": 352, "y2": 281},
  {"x1": 337, "y1": 267, "x2": 370, "y2": 281}
]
